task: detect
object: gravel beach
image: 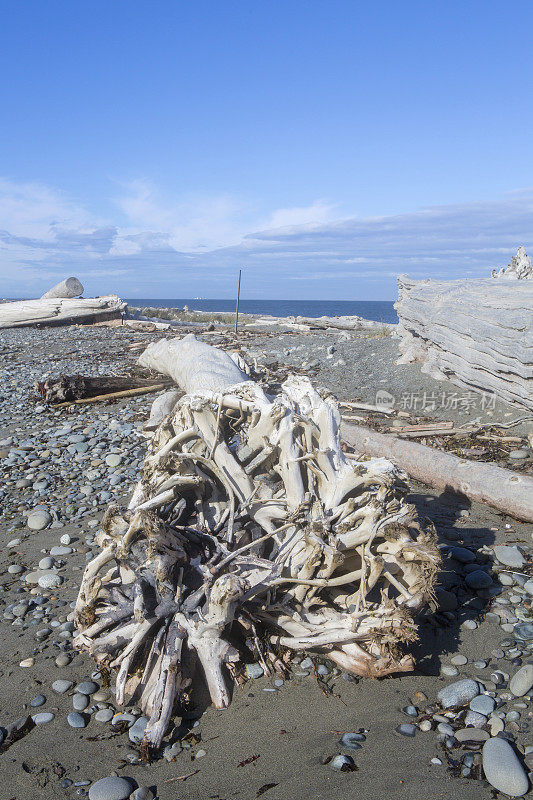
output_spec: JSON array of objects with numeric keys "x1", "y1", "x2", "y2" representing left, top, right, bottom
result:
[{"x1": 1, "y1": 323, "x2": 532, "y2": 800}]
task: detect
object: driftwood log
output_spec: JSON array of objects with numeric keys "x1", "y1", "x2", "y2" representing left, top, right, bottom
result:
[
  {"x1": 395, "y1": 274, "x2": 533, "y2": 410},
  {"x1": 36, "y1": 375, "x2": 173, "y2": 405},
  {"x1": 73, "y1": 335, "x2": 439, "y2": 751},
  {"x1": 0, "y1": 295, "x2": 126, "y2": 329},
  {"x1": 341, "y1": 422, "x2": 533, "y2": 523},
  {"x1": 41, "y1": 276, "x2": 84, "y2": 299}
]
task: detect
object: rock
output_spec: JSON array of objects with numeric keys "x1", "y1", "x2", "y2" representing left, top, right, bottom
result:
[
  {"x1": 448, "y1": 547, "x2": 476, "y2": 563},
  {"x1": 493, "y1": 546, "x2": 525, "y2": 569},
  {"x1": 105, "y1": 454, "x2": 122, "y2": 468},
  {"x1": 55, "y1": 653, "x2": 71, "y2": 667},
  {"x1": 514, "y1": 622, "x2": 533, "y2": 641},
  {"x1": 76, "y1": 680, "x2": 98, "y2": 695},
  {"x1": 329, "y1": 754, "x2": 355, "y2": 770},
  {"x1": 455, "y1": 728, "x2": 489, "y2": 742},
  {"x1": 396, "y1": 724, "x2": 416, "y2": 737},
  {"x1": 52, "y1": 679, "x2": 73, "y2": 694},
  {"x1": 32, "y1": 712, "x2": 55, "y2": 724},
  {"x1": 88, "y1": 777, "x2": 133, "y2": 800},
  {"x1": 30, "y1": 695, "x2": 46, "y2": 708},
  {"x1": 339, "y1": 732, "x2": 365, "y2": 749},
  {"x1": 509, "y1": 664, "x2": 533, "y2": 696},
  {"x1": 470, "y1": 695, "x2": 495, "y2": 715},
  {"x1": 245, "y1": 663, "x2": 264, "y2": 679},
  {"x1": 450, "y1": 654, "x2": 468, "y2": 666},
  {"x1": 435, "y1": 588, "x2": 458, "y2": 611},
  {"x1": 509, "y1": 449, "x2": 530, "y2": 460},
  {"x1": 27, "y1": 510, "x2": 52, "y2": 530},
  {"x1": 437, "y1": 678, "x2": 479, "y2": 708},
  {"x1": 465, "y1": 570, "x2": 493, "y2": 590},
  {"x1": 523, "y1": 579, "x2": 533, "y2": 595},
  {"x1": 128, "y1": 716, "x2": 149, "y2": 743},
  {"x1": 73, "y1": 693, "x2": 89, "y2": 711},
  {"x1": 38, "y1": 573, "x2": 62, "y2": 589},
  {"x1": 67, "y1": 712, "x2": 87, "y2": 728},
  {"x1": 19, "y1": 657, "x2": 35, "y2": 667},
  {"x1": 95, "y1": 709, "x2": 114, "y2": 722},
  {"x1": 49, "y1": 546, "x2": 72, "y2": 556},
  {"x1": 482, "y1": 737, "x2": 529, "y2": 797},
  {"x1": 464, "y1": 710, "x2": 487, "y2": 728}
]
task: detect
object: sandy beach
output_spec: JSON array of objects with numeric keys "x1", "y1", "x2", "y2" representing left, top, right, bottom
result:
[{"x1": 0, "y1": 322, "x2": 531, "y2": 800}]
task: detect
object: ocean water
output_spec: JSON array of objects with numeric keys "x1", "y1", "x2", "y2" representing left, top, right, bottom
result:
[{"x1": 126, "y1": 299, "x2": 398, "y2": 324}]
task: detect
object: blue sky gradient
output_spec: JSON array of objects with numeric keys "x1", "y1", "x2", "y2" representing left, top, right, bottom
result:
[{"x1": 1, "y1": 1, "x2": 532, "y2": 298}]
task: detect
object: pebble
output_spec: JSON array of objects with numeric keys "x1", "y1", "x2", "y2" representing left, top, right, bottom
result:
[
  {"x1": 95, "y1": 709, "x2": 114, "y2": 723},
  {"x1": 67, "y1": 712, "x2": 87, "y2": 728},
  {"x1": 431, "y1": 757, "x2": 443, "y2": 765},
  {"x1": 470, "y1": 695, "x2": 495, "y2": 715},
  {"x1": 32, "y1": 712, "x2": 55, "y2": 724},
  {"x1": 464, "y1": 710, "x2": 487, "y2": 728},
  {"x1": 450, "y1": 654, "x2": 468, "y2": 666},
  {"x1": 448, "y1": 546, "x2": 476, "y2": 563},
  {"x1": 105, "y1": 454, "x2": 122, "y2": 468},
  {"x1": 55, "y1": 653, "x2": 71, "y2": 667},
  {"x1": 128, "y1": 716, "x2": 149, "y2": 743},
  {"x1": 524, "y1": 579, "x2": 533, "y2": 595},
  {"x1": 19, "y1": 657, "x2": 35, "y2": 667},
  {"x1": 77, "y1": 680, "x2": 98, "y2": 695},
  {"x1": 245, "y1": 663, "x2": 264, "y2": 679},
  {"x1": 514, "y1": 623, "x2": 533, "y2": 641},
  {"x1": 441, "y1": 666, "x2": 458, "y2": 677},
  {"x1": 130, "y1": 789, "x2": 155, "y2": 800},
  {"x1": 455, "y1": 728, "x2": 489, "y2": 742},
  {"x1": 30, "y1": 694, "x2": 47, "y2": 708},
  {"x1": 27, "y1": 510, "x2": 52, "y2": 530},
  {"x1": 482, "y1": 737, "x2": 529, "y2": 796},
  {"x1": 73, "y1": 693, "x2": 90, "y2": 711},
  {"x1": 510, "y1": 664, "x2": 533, "y2": 697},
  {"x1": 329, "y1": 754, "x2": 355, "y2": 770},
  {"x1": 38, "y1": 573, "x2": 62, "y2": 589},
  {"x1": 88, "y1": 777, "x2": 133, "y2": 800},
  {"x1": 339, "y1": 732, "x2": 365, "y2": 749},
  {"x1": 396, "y1": 724, "x2": 416, "y2": 737},
  {"x1": 509, "y1": 449, "x2": 530, "y2": 460},
  {"x1": 52, "y1": 679, "x2": 73, "y2": 693},
  {"x1": 465, "y1": 570, "x2": 493, "y2": 590},
  {"x1": 493, "y1": 546, "x2": 525, "y2": 569},
  {"x1": 419, "y1": 719, "x2": 432, "y2": 731},
  {"x1": 437, "y1": 679, "x2": 479, "y2": 708}
]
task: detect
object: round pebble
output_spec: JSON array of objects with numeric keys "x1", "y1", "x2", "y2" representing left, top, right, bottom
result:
[
  {"x1": 396, "y1": 724, "x2": 415, "y2": 737},
  {"x1": 329, "y1": 754, "x2": 355, "y2": 770},
  {"x1": 27, "y1": 510, "x2": 52, "y2": 530},
  {"x1": 32, "y1": 712, "x2": 55, "y2": 724},
  {"x1": 67, "y1": 712, "x2": 87, "y2": 728},
  {"x1": 73, "y1": 693, "x2": 90, "y2": 711},
  {"x1": 510, "y1": 664, "x2": 533, "y2": 697},
  {"x1": 52, "y1": 679, "x2": 73, "y2": 694},
  {"x1": 76, "y1": 681, "x2": 98, "y2": 695},
  {"x1": 88, "y1": 777, "x2": 133, "y2": 800},
  {"x1": 493, "y1": 546, "x2": 525, "y2": 569},
  {"x1": 437, "y1": 678, "x2": 479, "y2": 708},
  {"x1": 482, "y1": 737, "x2": 529, "y2": 796}
]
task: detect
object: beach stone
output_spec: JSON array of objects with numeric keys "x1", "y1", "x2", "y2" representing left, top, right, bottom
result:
[
  {"x1": 52, "y1": 679, "x2": 73, "y2": 694},
  {"x1": 30, "y1": 694, "x2": 46, "y2": 708},
  {"x1": 19, "y1": 657, "x2": 35, "y2": 667},
  {"x1": 38, "y1": 573, "x2": 62, "y2": 589},
  {"x1": 130, "y1": 789, "x2": 155, "y2": 800},
  {"x1": 523, "y1": 579, "x2": 533, "y2": 595},
  {"x1": 437, "y1": 678, "x2": 479, "y2": 708},
  {"x1": 455, "y1": 728, "x2": 489, "y2": 742},
  {"x1": 55, "y1": 653, "x2": 71, "y2": 667},
  {"x1": 27, "y1": 510, "x2": 51, "y2": 530},
  {"x1": 470, "y1": 695, "x2": 495, "y2": 715},
  {"x1": 339, "y1": 732, "x2": 365, "y2": 749},
  {"x1": 50, "y1": 546, "x2": 72, "y2": 556},
  {"x1": 514, "y1": 623, "x2": 533, "y2": 641},
  {"x1": 441, "y1": 666, "x2": 458, "y2": 677},
  {"x1": 396, "y1": 724, "x2": 416, "y2": 737},
  {"x1": 464, "y1": 710, "x2": 487, "y2": 728},
  {"x1": 510, "y1": 664, "x2": 533, "y2": 697},
  {"x1": 245, "y1": 663, "x2": 264, "y2": 679},
  {"x1": 95, "y1": 709, "x2": 114, "y2": 723},
  {"x1": 88, "y1": 777, "x2": 133, "y2": 800},
  {"x1": 67, "y1": 712, "x2": 87, "y2": 728},
  {"x1": 509, "y1": 449, "x2": 530, "y2": 460},
  {"x1": 38, "y1": 557, "x2": 55, "y2": 570},
  {"x1": 73, "y1": 693, "x2": 89, "y2": 711},
  {"x1": 76, "y1": 680, "x2": 98, "y2": 695},
  {"x1": 494, "y1": 546, "x2": 525, "y2": 569},
  {"x1": 482, "y1": 737, "x2": 529, "y2": 796},
  {"x1": 465, "y1": 570, "x2": 493, "y2": 590},
  {"x1": 450, "y1": 654, "x2": 468, "y2": 666},
  {"x1": 105, "y1": 454, "x2": 122, "y2": 468},
  {"x1": 129, "y1": 716, "x2": 149, "y2": 743},
  {"x1": 448, "y1": 546, "x2": 476, "y2": 563},
  {"x1": 329, "y1": 754, "x2": 355, "y2": 770},
  {"x1": 32, "y1": 712, "x2": 55, "y2": 724}
]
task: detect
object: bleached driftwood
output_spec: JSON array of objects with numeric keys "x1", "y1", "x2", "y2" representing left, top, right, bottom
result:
[
  {"x1": 246, "y1": 315, "x2": 395, "y2": 333},
  {"x1": 341, "y1": 422, "x2": 533, "y2": 523},
  {"x1": 395, "y1": 274, "x2": 533, "y2": 410},
  {"x1": 41, "y1": 276, "x2": 84, "y2": 298},
  {"x1": 73, "y1": 335, "x2": 439, "y2": 752},
  {"x1": 0, "y1": 295, "x2": 126, "y2": 329}
]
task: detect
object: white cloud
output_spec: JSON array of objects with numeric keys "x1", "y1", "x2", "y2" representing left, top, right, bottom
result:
[{"x1": 1, "y1": 175, "x2": 532, "y2": 298}]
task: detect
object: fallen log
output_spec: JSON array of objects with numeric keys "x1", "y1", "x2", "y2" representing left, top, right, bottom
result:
[
  {"x1": 73, "y1": 335, "x2": 439, "y2": 752},
  {"x1": 36, "y1": 375, "x2": 173, "y2": 404},
  {"x1": 341, "y1": 422, "x2": 533, "y2": 522},
  {"x1": 0, "y1": 295, "x2": 126, "y2": 328},
  {"x1": 41, "y1": 276, "x2": 84, "y2": 299}
]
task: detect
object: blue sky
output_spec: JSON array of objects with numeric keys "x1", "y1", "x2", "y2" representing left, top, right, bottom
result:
[{"x1": 1, "y1": 0, "x2": 532, "y2": 299}]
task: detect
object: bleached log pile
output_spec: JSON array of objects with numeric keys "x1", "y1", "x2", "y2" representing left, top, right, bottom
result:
[
  {"x1": 246, "y1": 314, "x2": 396, "y2": 332},
  {"x1": 395, "y1": 270, "x2": 533, "y2": 410},
  {"x1": 73, "y1": 335, "x2": 439, "y2": 751},
  {"x1": 0, "y1": 294, "x2": 126, "y2": 328}
]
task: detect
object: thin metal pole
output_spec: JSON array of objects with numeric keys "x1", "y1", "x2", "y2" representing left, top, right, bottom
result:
[{"x1": 234, "y1": 268, "x2": 242, "y2": 335}]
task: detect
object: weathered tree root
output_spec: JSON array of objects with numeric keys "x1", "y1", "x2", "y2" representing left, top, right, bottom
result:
[{"x1": 73, "y1": 336, "x2": 440, "y2": 752}]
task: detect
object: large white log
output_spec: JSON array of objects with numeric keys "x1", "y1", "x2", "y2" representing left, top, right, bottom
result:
[
  {"x1": 0, "y1": 295, "x2": 126, "y2": 328},
  {"x1": 41, "y1": 276, "x2": 84, "y2": 298},
  {"x1": 395, "y1": 274, "x2": 533, "y2": 410},
  {"x1": 341, "y1": 422, "x2": 533, "y2": 522}
]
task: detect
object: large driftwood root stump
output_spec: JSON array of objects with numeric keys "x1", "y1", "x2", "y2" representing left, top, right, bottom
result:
[{"x1": 73, "y1": 336, "x2": 439, "y2": 751}]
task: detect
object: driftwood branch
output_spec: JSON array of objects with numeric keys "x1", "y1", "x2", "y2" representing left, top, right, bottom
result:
[
  {"x1": 73, "y1": 335, "x2": 439, "y2": 752},
  {"x1": 341, "y1": 422, "x2": 533, "y2": 522},
  {"x1": 0, "y1": 295, "x2": 126, "y2": 328}
]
